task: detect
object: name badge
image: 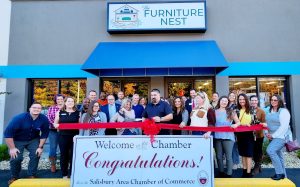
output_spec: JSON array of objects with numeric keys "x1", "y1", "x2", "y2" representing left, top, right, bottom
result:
[{"x1": 189, "y1": 103, "x2": 192, "y2": 105}]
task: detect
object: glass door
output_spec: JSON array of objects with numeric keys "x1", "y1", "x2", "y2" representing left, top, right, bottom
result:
[{"x1": 166, "y1": 77, "x2": 214, "y2": 98}]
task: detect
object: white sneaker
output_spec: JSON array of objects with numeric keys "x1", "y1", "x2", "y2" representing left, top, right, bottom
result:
[
  {"x1": 232, "y1": 164, "x2": 238, "y2": 170},
  {"x1": 63, "y1": 176, "x2": 68, "y2": 179}
]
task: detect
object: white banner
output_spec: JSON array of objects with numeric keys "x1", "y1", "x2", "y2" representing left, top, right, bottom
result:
[
  {"x1": 107, "y1": 2, "x2": 206, "y2": 32},
  {"x1": 71, "y1": 135, "x2": 214, "y2": 187}
]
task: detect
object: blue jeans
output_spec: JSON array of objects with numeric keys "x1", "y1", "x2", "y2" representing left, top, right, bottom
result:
[
  {"x1": 214, "y1": 139, "x2": 234, "y2": 175},
  {"x1": 267, "y1": 138, "x2": 286, "y2": 176},
  {"x1": 122, "y1": 129, "x2": 137, "y2": 135},
  {"x1": 232, "y1": 142, "x2": 240, "y2": 165},
  {"x1": 48, "y1": 130, "x2": 59, "y2": 157},
  {"x1": 192, "y1": 131, "x2": 205, "y2": 135},
  {"x1": 10, "y1": 138, "x2": 40, "y2": 178}
]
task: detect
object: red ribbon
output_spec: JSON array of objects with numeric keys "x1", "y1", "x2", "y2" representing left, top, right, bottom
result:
[{"x1": 58, "y1": 120, "x2": 267, "y2": 133}]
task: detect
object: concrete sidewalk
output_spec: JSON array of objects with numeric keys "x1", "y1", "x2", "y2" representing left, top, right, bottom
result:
[{"x1": 1, "y1": 168, "x2": 299, "y2": 187}]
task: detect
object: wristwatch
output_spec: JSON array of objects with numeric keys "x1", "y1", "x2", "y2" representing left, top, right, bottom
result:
[{"x1": 38, "y1": 146, "x2": 43, "y2": 149}]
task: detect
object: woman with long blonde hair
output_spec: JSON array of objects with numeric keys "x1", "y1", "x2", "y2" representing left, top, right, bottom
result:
[{"x1": 190, "y1": 91, "x2": 215, "y2": 138}]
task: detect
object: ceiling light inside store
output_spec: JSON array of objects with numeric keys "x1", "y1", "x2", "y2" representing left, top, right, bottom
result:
[
  {"x1": 266, "y1": 81, "x2": 277, "y2": 85},
  {"x1": 234, "y1": 82, "x2": 242, "y2": 85},
  {"x1": 203, "y1": 82, "x2": 209, "y2": 86},
  {"x1": 277, "y1": 85, "x2": 284, "y2": 88},
  {"x1": 198, "y1": 86, "x2": 203, "y2": 89}
]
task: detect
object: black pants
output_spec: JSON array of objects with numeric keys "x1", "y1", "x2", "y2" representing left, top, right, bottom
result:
[
  {"x1": 105, "y1": 128, "x2": 117, "y2": 135},
  {"x1": 253, "y1": 137, "x2": 264, "y2": 163},
  {"x1": 58, "y1": 134, "x2": 74, "y2": 177}
]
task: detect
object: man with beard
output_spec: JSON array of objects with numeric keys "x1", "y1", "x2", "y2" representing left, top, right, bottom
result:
[
  {"x1": 80, "y1": 98, "x2": 91, "y2": 115},
  {"x1": 142, "y1": 89, "x2": 173, "y2": 135}
]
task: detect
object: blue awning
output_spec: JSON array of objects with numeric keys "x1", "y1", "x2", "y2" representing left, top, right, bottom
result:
[
  {"x1": 0, "y1": 65, "x2": 96, "y2": 78},
  {"x1": 218, "y1": 62, "x2": 300, "y2": 76},
  {"x1": 81, "y1": 40, "x2": 228, "y2": 77}
]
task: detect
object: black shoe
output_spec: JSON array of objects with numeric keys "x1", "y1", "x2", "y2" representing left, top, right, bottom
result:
[
  {"x1": 242, "y1": 169, "x2": 247, "y2": 178},
  {"x1": 245, "y1": 172, "x2": 253, "y2": 178},
  {"x1": 217, "y1": 172, "x2": 225, "y2": 178},
  {"x1": 224, "y1": 174, "x2": 232, "y2": 178},
  {"x1": 271, "y1": 174, "x2": 285, "y2": 180},
  {"x1": 252, "y1": 164, "x2": 262, "y2": 175}
]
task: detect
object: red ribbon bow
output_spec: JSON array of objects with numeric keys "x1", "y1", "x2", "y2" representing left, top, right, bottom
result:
[{"x1": 142, "y1": 119, "x2": 161, "y2": 144}]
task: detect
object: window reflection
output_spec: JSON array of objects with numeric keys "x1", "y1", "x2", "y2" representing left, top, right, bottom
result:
[
  {"x1": 103, "y1": 79, "x2": 149, "y2": 98},
  {"x1": 229, "y1": 77, "x2": 287, "y2": 108},
  {"x1": 229, "y1": 78, "x2": 256, "y2": 96},
  {"x1": 103, "y1": 80, "x2": 121, "y2": 95},
  {"x1": 194, "y1": 79, "x2": 213, "y2": 98},
  {"x1": 33, "y1": 80, "x2": 58, "y2": 108},
  {"x1": 167, "y1": 82, "x2": 192, "y2": 97},
  {"x1": 167, "y1": 78, "x2": 213, "y2": 98},
  {"x1": 60, "y1": 80, "x2": 87, "y2": 104},
  {"x1": 258, "y1": 77, "x2": 286, "y2": 107},
  {"x1": 32, "y1": 79, "x2": 87, "y2": 111}
]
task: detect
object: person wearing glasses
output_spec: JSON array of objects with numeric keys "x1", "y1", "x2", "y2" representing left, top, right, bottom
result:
[
  {"x1": 4, "y1": 102, "x2": 49, "y2": 185},
  {"x1": 266, "y1": 94, "x2": 290, "y2": 180},
  {"x1": 100, "y1": 94, "x2": 121, "y2": 135},
  {"x1": 79, "y1": 100, "x2": 107, "y2": 136}
]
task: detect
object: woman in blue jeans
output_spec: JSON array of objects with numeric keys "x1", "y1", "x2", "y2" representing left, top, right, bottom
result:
[
  {"x1": 46, "y1": 94, "x2": 64, "y2": 173},
  {"x1": 266, "y1": 94, "x2": 290, "y2": 180},
  {"x1": 214, "y1": 96, "x2": 240, "y2": 178}
]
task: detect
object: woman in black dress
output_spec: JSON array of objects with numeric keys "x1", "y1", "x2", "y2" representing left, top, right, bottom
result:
[
  {"x1": 54, "y1": 96, "x2": 80, "y2": 178},
  {"x1": 171, "y1": 97, "x2": 189, "y2": 135}
]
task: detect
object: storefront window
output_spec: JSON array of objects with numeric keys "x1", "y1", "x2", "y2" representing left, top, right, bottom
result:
[
  {"x1": 194, "y1": 79, "x2": 213, "y2": 99},
  {"x1": 103, "y1": 80, "x2": 121, "y2": 95},
  {"x1": 102, "y1": 78, "x2": 149, "y2": 98},
  {"x1": 229, "y1": 77, "x2": 256, "y2": 96},
  {"x1": 124, "y1": 82, "x2": 149, "y2": 97},
  {"x1": 32, "y1": 79, "x2": 86, "y2": 114},
  {"x1": 166, "y1": 78, "x2": 214, "y2": 99},
  {"x1": 33, "y1": 80, "x2": 58, "y2": 108},
  {"x1": 60, "y1": 80, "x2": 87, "y2": 104},
  {"x1": 229, "y1": 77, "x2": 288, "y2": 108},
  {"x1": 258, "y1": 77, "x2": 287, "y2": 108},
  {"x1": 167, "y1": 82, "x2": 192, "y2": 97}
]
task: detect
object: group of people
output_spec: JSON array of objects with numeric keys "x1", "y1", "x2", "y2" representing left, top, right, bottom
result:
[{"x1": 4, "y1": 88, "x2": 291, "y2": 185}]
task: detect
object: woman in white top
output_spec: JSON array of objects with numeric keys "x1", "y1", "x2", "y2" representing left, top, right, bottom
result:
[
  {"x1": 190, "y1": 91, "x2": 215, "y2": 138},
  {"x1": 266, "y1": 94, "x2": 290, "y2": 180},
  {"x1": 110, "y1": 98, "x2": 136, "y2": 135}
]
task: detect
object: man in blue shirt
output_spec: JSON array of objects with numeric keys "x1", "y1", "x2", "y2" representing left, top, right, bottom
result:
[
  {"x1": 142, "y1": 89, "x2": 173, "y2": 135},
  {"x1": 132, "y1": 94, "x2": 144, "y2": 119},
  {"x1": 132, "y1": 94, "x2": 144, "y2": 135},
  {"x1": 4, "y1": 102, "x2": 50, "y2": 185}
]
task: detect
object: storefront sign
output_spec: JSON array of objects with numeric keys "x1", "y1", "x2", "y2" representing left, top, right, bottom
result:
[
  {"x1": 107, "y1": 2, "x2": 206, "y2": 33},
  {"x1": 71, "y1": 136, "x2": 214, "y2": 187}
]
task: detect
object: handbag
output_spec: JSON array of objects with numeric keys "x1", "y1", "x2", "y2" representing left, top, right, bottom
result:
[{"x1": 285, "y1": 140, "x2": 300, "y2": 152}]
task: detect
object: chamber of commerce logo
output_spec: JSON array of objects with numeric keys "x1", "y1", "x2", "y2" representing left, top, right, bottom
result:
[
  {"x1": 111, "y1": 5, "x2": 141, "y2": 29},
  {"x1": 197, "y1": 170, "x2": 209, "y2": 186}
]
